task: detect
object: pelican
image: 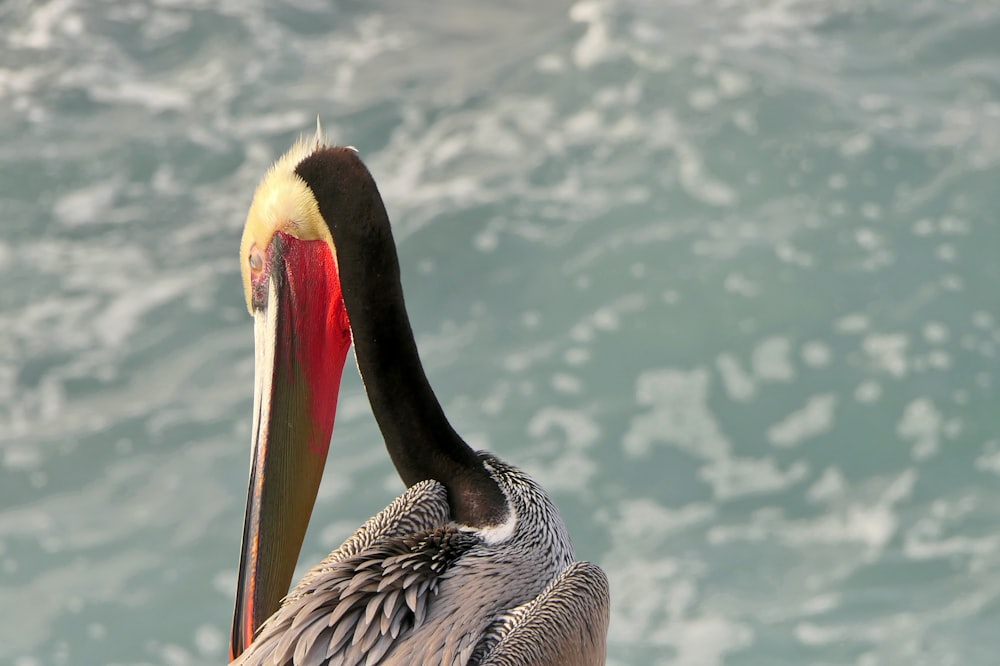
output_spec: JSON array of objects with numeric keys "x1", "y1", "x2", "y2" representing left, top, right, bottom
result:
[{"x1": 229, "y1": 129, "x2": 610, "y2": 665}]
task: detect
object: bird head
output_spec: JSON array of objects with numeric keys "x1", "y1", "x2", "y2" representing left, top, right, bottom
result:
[{"x1": 231, "y1": 129, "x2": 355, "y2": 660}]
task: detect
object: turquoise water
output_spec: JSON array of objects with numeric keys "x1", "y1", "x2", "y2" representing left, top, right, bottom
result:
[{"x1": 2, "y1": 1, "x2": 1000, "y2": 664}]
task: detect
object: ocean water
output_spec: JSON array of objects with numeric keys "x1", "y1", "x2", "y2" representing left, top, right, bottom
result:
[{"x1": 2, "y1": 0, "x2": 999, "y2": 664}]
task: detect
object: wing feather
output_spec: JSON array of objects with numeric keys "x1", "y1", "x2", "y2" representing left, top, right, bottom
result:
[
  {"x1": 233, "y1": 480, "x2": 455, "y2": 666},
  {"x1": 477, "y1": 561, "x2": 610, "y2": 666},
  {"x1": 238, "y1": 527, "x2": 477, "y2": 665}
]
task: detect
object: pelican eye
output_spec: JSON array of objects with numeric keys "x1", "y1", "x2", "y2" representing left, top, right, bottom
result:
[{"x1": 249, "y1": 247, "x2": 264, "y2": 273}]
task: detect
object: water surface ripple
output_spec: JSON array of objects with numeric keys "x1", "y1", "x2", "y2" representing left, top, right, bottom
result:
[{"x1": 2, "y1": 1, "x2": 999, "y2": 664}]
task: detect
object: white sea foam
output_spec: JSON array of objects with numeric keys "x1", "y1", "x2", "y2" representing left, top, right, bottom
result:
[
  {"x1": 767, "y1": 393, "x2": 838, "y2": 448},
  {"x1": 715, "y1": 353, "x2": 756, "y2": 402},
  {"x1": 623, "y1": 367, "x2": 731, "y2": 460},
  {"x1": 752, "y1": 336, "x2": 795, "y2": 382}
]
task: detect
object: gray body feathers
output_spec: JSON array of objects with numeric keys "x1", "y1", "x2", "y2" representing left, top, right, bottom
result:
[
  {"x1": 234, "y1": 455, "x2": 609, "y2": 666},
  {"x1": 478, "y1": 561, "x2": 610, "y2": 666}
]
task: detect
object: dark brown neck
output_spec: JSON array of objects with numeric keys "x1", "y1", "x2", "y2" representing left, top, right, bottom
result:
[{"x1": 294, "y1": 147, "x2": 507, "y2": 528}]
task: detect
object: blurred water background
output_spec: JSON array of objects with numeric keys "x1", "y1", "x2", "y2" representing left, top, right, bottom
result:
[{"x1": 2, "y1": 0, "x2": 1000, "y2": 664}]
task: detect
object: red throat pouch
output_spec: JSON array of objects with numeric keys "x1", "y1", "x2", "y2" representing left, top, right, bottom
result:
[{"x1": 275, "y1": 231, "x2": 352, "y2": 457}]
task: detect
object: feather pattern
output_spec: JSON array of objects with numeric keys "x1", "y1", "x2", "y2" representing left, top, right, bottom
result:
[
  {"x1": 234, "y1": 481, "x2": 452, "y2": 665},
  {"x1": 234, "y1": 455, "x2": 607, "y2": 666},
  {"x1": 476, "y1": 561, "x2": 610, "y2": 666}
]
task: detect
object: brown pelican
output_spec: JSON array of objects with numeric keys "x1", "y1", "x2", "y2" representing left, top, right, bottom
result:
[{"x1": 229, "y1": 130, "x2": 610, "y2": 665}]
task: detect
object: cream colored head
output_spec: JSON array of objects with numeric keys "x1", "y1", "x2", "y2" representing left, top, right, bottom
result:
[{"x1": 239, "y1": 124, "x2": 336, "y2": 313}]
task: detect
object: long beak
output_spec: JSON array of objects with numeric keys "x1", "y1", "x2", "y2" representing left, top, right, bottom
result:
[{"x1": 230, "y1": 235, "x2": 350, "y2": 660}]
